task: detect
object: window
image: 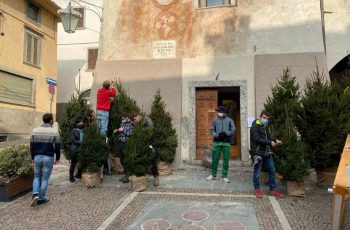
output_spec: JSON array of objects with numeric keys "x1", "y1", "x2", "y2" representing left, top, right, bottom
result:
[
  {"x1": 0, "y1": 70, "x2": 34, "y2": 106},
  {"x1": 26, "y1": 0, "x2": 41, "y2": 24},
  {"x1": 199, "y1": 0, "x2": 236, "y2": 8},
  {"x1": 74, "y1": 8, "x2": 85, "y2": 29},
  {"x1": 24, "y1": 30, "x2": 41, "y2": 67},
  {"x1": 87, "y1": 48, "x2": 98, "y2": 70}
]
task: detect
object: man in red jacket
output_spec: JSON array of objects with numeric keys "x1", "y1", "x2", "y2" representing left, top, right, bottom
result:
[{"x1": 96, "y1": 80, "x2": 116, "y2": 136}]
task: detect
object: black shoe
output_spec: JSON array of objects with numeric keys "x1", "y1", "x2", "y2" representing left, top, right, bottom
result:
[
  {"x1": 37, "y1": 199, "x2": 50, "y2": 206},
  {"x1": 70, "y1": 177, "x2": 76, "y2": 183},
  {"x1": 75, "y1": 175, "x2": 82, "y2": 179},
  {"x1": 30, "y1": 194, "x2": 39, "y2": 207}
]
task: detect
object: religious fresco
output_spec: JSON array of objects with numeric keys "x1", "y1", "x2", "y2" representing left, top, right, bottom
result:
[{"x1": 110, "y1": 0, "x2": 245, "y2": 60}]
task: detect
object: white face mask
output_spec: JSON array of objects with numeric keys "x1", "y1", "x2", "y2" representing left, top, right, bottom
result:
[{"x1": 218, "y1": 113, "x2": 224, "y2": 117}]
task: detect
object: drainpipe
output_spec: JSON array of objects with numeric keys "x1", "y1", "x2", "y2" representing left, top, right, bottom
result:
[{"x1": 320, "y1": 0, "x2": 327, "y2": 55}]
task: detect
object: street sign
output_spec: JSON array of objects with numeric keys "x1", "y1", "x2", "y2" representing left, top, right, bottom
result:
[
  {"x1": 46, "y1": 77, "x2": 57, "y2": 85},
  {"x1": 49, "y1": 84, "x2": 55, "y2": 93}
]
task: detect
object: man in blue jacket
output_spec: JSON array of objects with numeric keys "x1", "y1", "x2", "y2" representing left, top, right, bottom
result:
[{"x1": 206, "y1": 106, "x2": 235, "y2": 183}]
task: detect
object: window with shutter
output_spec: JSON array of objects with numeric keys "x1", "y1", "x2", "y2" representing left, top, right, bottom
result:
[
  {"x1": 74, "y1": 8, "x2": 85, "y2": 29},
  {"x1": 0, "y1": 70, "x2": 34, "y2": 106},
  {"x1": 87, "y1": 48, "x2": 98, "y2": 70},
  {"x1": 24, "y1": 30, "x2": 41, "y2": 67}
]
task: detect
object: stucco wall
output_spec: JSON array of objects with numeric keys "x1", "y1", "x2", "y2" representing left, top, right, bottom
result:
[
  {"x1": 99, "y1": 0, "x2": 324, "y2": 61},
  {"x1": 323, "y1": 0, "x2": 350, "y2": 70},
  {"x1": 254, "y1": 52, "x2": 329, "y2": 115},
  {"x1": 0, "y1": 0, "x2": 58, "y2": 136}
]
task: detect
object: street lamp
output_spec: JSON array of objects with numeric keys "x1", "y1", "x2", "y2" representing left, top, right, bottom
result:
[{"x1": 58, "y1": 2, "x2": 82, "y2": 33}]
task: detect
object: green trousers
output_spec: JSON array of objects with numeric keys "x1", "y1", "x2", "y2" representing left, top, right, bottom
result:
[{"x1": 211, "y1": 142, "x2": 230, "y2": 178}]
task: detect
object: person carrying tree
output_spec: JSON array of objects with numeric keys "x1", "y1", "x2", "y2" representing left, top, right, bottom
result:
[
  {"x1": 69, "y1": 117, "x2": 84, "y2": 183},
  {"x1": 133, "y1": 112, "x2": 159, "y2": 186}
]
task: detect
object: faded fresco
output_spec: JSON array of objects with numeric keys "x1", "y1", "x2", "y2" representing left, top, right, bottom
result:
[{"x1": 108, "y1": 0, "x2": 248, "y2": 60}]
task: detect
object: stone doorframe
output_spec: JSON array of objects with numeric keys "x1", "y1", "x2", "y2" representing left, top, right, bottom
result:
[{"x1": 188, "y1": 80, "x2": 249, "y2": 162}]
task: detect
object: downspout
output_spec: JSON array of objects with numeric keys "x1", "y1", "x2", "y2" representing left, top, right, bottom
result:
[{"x1": 320, "y1": 0, "x2": 327, "y2": 55}]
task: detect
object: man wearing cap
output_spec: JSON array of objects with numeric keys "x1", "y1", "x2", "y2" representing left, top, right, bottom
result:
[
  {"x1": 96, "y1": 80, "x2": 117, "y2": 136},
  {"x1": 206, "y1": 106, "x2": 235, "y2": 183}
]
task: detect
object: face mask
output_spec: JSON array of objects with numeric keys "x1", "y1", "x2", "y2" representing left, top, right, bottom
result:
[
  {"x1": 261, "y1": 119, "x2": 268, "y2": 125},
  {"x1": 218, "y1": 113, "x2": 224, "y2": 117},
  {"x1": 77, "y1": 124, "x2": 84, "y2": 129}
]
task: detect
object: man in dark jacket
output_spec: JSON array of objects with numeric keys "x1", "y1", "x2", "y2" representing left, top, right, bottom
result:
[
  {"x1": 69, "y1": 118, "x2": 84, "y2": 183},
  {"x1": 250, "y1": 110, "x2": 284, "y2": 198},
  {"x1": 30, "y1": 113, "x2": 60, "y2": 206},
  {"x1": 114, "y1": 113, "x2": 133, "y2": 183},
  {"x1": 206, "y1": 106, "x2": 235, "y2": 183}
]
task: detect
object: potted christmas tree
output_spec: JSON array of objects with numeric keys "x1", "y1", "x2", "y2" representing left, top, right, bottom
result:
[
  {"x1": 59, "y1": 90, "x2": 92, "y2": 159},
  {"x1": 78, "y1": 122, "x2": 108, "y2": 188},
  {"x1": 265, "y1": 68, "x2": 310, "y2": 196},
  {"x1": 0, "y1": 145, "x2": 34, "y2": 201},
  {"x1": 108, "y1": 80, "x2": 140, "y2": 174},
  {"x1": 296, "y1": 67, "x2": 350, "y2": 188},
  {"x1": 149, "y1": 90, "x2": 178, "y2": 175},
  {"x1": 124, "y1": 120, "x2": 153, "y2": 192}
]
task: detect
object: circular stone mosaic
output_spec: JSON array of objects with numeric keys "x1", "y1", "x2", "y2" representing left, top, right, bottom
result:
[
  {"x1": 177, "y1": 225, "x2": 207, "y2": 230},
  {"x1": 141, "y1": 219, "x2": 171, "y2": 230},
  {"x1": 182, "y1": 210, "x2": 209, "y2": 222},
  {"x1": 214, "y1": 221, "x2": 246, "y2": 230}
]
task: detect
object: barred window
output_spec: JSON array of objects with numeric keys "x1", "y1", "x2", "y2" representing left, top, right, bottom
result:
[
  {"x1": 74, "y1": 8, "x2": 85, "y2": 29},
  {"x1": 87, "y1": 48, "x2": 98, "y2": 70}
]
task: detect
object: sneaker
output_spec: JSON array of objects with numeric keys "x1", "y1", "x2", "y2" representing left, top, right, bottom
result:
[
  {"x1": 270, "y1": 190, "x2": 284, "y2": 198},
  {"x1": 37, "y1": 199, "x2": 51, "y2": 206},
  {"x1": 220, "y1": 177, "x2": 230, "y2": 183},
  {"x1": 206, "y1": 175, "x2": 217, "y2": 181},
  {"x1": 69, "y1": 177, "x2": 76, "y2": 183},
  {"x1": 154, "y1": 176, "x2": 159, "y2": 186},
  {"x1": 255, "y1": 189, "x2": 263, "y2": 198},
  {"x1": 30, "y1": 194, "x2": 39, "y2": 207}
]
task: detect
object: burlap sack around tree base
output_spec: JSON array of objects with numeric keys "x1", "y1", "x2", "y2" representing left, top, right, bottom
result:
[
  {"x1": 157, "y1": 161, "x2": 172, "y2": 176},
  {"x1": 129, "y1": 175, "x2": 147, "y2": 192},
  {"x1": 287, "y1": 181, "x2": 305, "y2": 197},
  {"x1": 82, "y1": 172, "x2": 101, "y2": 188},
  {"x1": 111, "y1": 157, "x2": 124, "y2": 174},
  {"x1": 316, "y1": 169, "x2": 337, "y2": 189}
]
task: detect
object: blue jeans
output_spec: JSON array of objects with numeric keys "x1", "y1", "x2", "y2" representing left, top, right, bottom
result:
[
  {"x1": 96, "y1": 110, "x2": 109, "y2": 135},
  {"x1": 32, "y1": 155, "x2": 54, "y2": 200},
  {"x1": 253, "y1": 155, "x2": 276, "y2": 190}
]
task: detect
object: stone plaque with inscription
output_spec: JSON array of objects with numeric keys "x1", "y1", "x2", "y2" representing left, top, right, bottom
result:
[{"x1": 153, "y1": 40, "x2": 176, "y2": 59}]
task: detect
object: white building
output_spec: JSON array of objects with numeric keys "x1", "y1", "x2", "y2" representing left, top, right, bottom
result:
[{"x1": 53, "y1": 0, "x2": 103, "y2": 121}]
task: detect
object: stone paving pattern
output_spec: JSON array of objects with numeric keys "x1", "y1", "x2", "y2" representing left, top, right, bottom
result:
[{"x1": 0, "y1": 161, "x2": 346, "y2": 230}]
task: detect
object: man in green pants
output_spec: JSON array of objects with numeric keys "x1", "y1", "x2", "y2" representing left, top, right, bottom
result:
[{"x1": 206, "y1": 106, "x2": 235, "y2": 183}]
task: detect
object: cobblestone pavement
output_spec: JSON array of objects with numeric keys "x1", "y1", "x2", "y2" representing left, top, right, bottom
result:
[{"x1": 0, "y1": 163, "x2": 340, "y2": 230}]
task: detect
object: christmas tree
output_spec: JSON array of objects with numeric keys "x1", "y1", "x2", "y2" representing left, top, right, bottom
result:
[
  {"x1": 124, "y1": 120, "x2": 153, "y2": 176},
  {"x1": 108, "y1": 80, "x2": 140, "y2": 155},
  {"x1": 265, "y1": 68, "x2": 310, "y2": 182},
  {"x1": 149, "y1": 90, "x2": 178, "y2": 163},
  {"x1": 59, "y1": 90, "x2": 92, "y2": 159},
  {"x1": 78, "y1": 122, "x2": 108, "y2": 172},
  {"x1": 296, "y1": 67, "x2": 350, "y2": 170}
]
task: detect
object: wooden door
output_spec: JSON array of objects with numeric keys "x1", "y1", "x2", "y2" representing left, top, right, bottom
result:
[{"x1": 196, "y1": 89, "x2": 218, "y2": 159}]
